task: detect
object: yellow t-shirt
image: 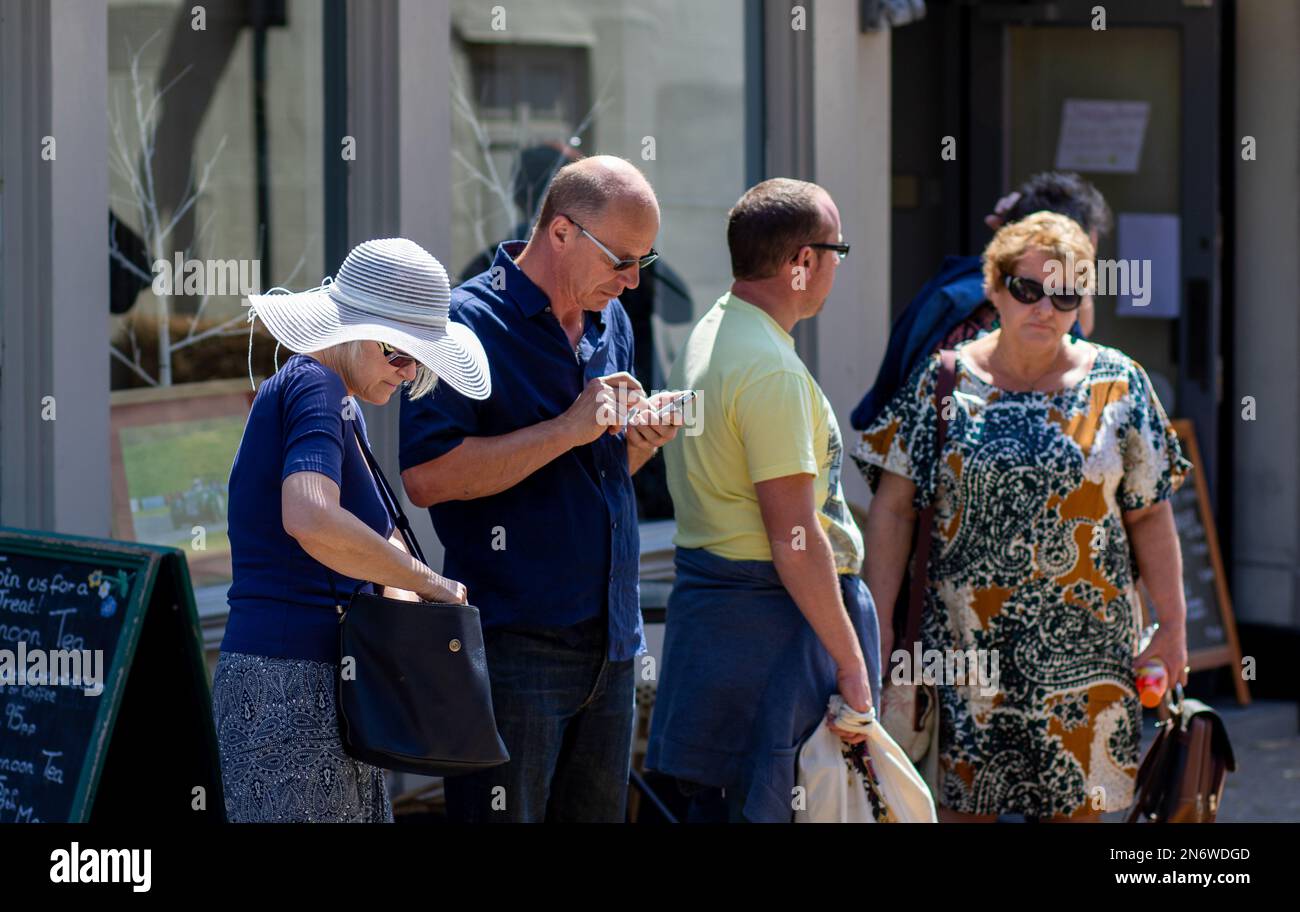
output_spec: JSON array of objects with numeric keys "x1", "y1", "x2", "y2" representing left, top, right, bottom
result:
[{"x1": 665, "y1": 292, "x2": 864, "y2": 573}]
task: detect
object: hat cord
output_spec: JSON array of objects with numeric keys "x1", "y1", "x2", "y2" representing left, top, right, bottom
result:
[
  {"x1": 246, "y1": 302, "x2": 283, "y2": 392},
  {"x1": 247, "y1": 309, "x2": 257, "y2": 391}
]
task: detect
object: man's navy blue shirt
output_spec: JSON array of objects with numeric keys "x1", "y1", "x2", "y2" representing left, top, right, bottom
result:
[{"x1": 399, "y1": 242, "x2": 644, "y2": 662}]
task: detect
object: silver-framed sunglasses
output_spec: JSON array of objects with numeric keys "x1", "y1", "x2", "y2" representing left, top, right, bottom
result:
[{"x1": 561, "y1": 213, "x2": 659, "y2": 271}]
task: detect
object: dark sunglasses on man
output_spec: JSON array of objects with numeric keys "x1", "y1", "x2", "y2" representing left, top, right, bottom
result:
[
  {"x1": 560, "y1": 212, "x2": 660, "y2": 271},
  {"x1": 1002, "y1": 274, "x2": 1083, "y2": 312}
]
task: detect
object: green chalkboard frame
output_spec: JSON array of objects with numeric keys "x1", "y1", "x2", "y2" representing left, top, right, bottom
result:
[{"x1": 0, "y1": 526, "x2": 218, "y2": 821}]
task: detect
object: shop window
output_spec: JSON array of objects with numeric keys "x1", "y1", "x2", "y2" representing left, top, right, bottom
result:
[
  {"x1": 449, "y1": 0, "x2": 749, "y2": 520},
  {"x1": 106, "y1": 0, "x2": 328, "y2": 602}
]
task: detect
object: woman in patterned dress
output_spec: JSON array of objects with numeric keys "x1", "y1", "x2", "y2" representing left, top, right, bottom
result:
[{"x1": 855, "y1": 212, "x2": 1191, "y2": 822}]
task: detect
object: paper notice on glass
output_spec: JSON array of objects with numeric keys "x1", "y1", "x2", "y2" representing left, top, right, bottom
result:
[
  {"x1": 1116, "y1": 213, "x2": 1180, "y2": 319},
  {"x1": 1054, "y1": 99, "x2": 1150, "y2": 173}
]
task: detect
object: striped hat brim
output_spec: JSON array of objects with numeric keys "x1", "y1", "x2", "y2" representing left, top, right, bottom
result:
[{"x1": 246, "y1": 288, "x2": 491, "y2": 400}]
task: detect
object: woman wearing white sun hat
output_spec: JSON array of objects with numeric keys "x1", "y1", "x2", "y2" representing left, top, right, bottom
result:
[{"x1": 211, "y1": 238, "x2": 491, "y2": 823}]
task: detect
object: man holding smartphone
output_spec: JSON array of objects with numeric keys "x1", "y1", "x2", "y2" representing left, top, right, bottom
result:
[
  {"x1": 646, "y1": 178, "x2": 881, "y2": 822},
  {"x1": 399, "y1": 155, "x2": 682, "y2": 823}
]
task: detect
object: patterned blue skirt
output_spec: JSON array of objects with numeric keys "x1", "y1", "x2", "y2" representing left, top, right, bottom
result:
[{"x1": 212, "y1": 651, "x2": 393, "y2": 823}]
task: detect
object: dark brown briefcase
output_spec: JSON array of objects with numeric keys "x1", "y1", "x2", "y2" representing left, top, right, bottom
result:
[{"x1": 1127, "y1": 685, "x2": 1236, "y2": 823}]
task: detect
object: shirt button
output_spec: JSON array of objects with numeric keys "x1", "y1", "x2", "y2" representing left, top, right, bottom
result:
[
  {"x1": 601, "y1": 470, "x2": 606, "y2": 478},
  {"x1": 612, "y1": 521, "x2": 618, "y2": 529}
]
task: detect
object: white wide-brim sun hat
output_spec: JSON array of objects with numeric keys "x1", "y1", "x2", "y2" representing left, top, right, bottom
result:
[{"x1": 246, "y1": 237, "x2": 491, "y2": 400}]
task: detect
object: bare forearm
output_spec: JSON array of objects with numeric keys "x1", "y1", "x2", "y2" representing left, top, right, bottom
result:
[
  {"x1": 294, "y1": 508, "x2": 433, "y2": 594},
  {"x1": 863, "y1": 506, "x2": 916, "y2": 651},
  {"x1": 405, "y1": 417, "x2": 577, "y2": 505},
  {"x1": 1126, "y1": 504, "x2": 1186, "y2": 626},
  {"x1": 770, "y1": 522, "x2": 864, "y2": 671},
  {"x1": 381, "y1": 530, "x2": 420, "y2": 601}
]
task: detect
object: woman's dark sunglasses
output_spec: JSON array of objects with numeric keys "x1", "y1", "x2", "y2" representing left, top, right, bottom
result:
[
  {"x1": 1002, "y1": 274, "x2": 1082, "y2": 312},
  {"x1": 378, "y1": 341, "x2": 416, "y2": 369},
  {"x1": 561, "y1": 213, "x2": 659, "y2": 271}
]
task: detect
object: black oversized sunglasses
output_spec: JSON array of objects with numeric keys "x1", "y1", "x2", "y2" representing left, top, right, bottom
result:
[{"x1": 1002, "y1": 274, "x2": 1082, "y2": 312}]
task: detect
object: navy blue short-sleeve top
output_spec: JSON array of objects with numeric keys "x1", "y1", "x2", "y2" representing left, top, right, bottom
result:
[{"x1": 222, "y1": 353, "x2": 393, "y2": 663}]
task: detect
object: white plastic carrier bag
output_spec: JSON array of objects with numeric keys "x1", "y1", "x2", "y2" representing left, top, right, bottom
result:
[{"x1": 795, "y1": 695, "x2": 938, "y2": 823}]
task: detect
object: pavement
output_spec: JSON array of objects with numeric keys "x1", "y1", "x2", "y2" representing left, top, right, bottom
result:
[
  {"x1": 1106, "y1": 699, "x2": 1300, "y2": 822},
  {"x1": 1209, "y1": 699, "x2": 1300, "y2": 822}
]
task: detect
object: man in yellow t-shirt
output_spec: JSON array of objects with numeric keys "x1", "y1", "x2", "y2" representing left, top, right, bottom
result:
[
  {"x1": 664, "y1": 291, "x2": 864, "y2": 574},
  {"x1": 645, "y1": 178, "x2": 881, "y2": 822}
]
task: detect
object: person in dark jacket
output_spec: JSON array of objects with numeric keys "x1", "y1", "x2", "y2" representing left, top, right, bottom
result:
[{"x1": 851, "y1": 171, "x2": 1112, "y2": 432}]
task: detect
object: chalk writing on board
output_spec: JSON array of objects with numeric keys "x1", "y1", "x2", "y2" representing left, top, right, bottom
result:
[
  {"x1": 0, "y1": 642, "x2": 105, "y2": 695},
  {"x1": 0, "y1": 550, "x2": 135, "y2": 823}
]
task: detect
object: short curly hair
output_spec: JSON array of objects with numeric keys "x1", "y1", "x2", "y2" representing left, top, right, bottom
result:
[{"x1": 982, "y1": 210, "x2": 1096, "y2": 297}]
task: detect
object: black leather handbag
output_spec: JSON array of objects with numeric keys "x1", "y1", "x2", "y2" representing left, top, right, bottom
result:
[{"x1": 331, "y1": 421, "x2": 509, "y2": 777}]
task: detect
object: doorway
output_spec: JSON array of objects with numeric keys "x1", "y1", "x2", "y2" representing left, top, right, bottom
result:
[{"x1": 968, "y1": 0, "x2": 1224, "y2": 501}]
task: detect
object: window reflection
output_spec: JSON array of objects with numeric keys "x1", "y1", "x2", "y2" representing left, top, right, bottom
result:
[
  {"x1": 107, "y1": 0, "x2": 325, "y2": 596},
  {"x1": 449, "y1": 0, "x2": 747, "y2": 518}
]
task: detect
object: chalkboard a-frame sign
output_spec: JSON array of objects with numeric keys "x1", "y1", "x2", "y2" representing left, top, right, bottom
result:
[
  {"x1": 1144, "y1": 421, "x2": 1250, "y2": 706},
  {"x1": 0, "y1": 526, "x2": 223, "y2": 822}
]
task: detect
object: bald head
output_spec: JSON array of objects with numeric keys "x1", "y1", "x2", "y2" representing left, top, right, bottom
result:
[
  {"x1": 534, "y1": 155, "x2": 659, "y2": 236},
  {"x1": 519, "y1": 155, "x2": 660, "y2": 315}
]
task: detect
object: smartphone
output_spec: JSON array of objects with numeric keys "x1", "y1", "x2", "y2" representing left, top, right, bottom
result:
[{"x1": 651, "y1": 390, "x2": 696, "y2": 418}]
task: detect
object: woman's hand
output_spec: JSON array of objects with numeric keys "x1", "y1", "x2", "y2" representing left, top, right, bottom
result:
[
  {"x1": 1134, "y1": 620, "x2": 1188, "y2": 689},
  {"x1": 416, "y1": 571, "x2": 468, "y2": 605}
]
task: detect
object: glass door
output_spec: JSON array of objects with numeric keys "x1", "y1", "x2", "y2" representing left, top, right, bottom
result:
[{"x1": 968, "y1": 0, "x2": 1223, "y2": 502}]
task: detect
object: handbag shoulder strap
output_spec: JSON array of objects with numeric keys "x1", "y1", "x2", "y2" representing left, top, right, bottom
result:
[
  {"x1": 902, "y1": 349, "x2": 958, "y2": 651},
  {"x1": 348, "y1": 417, "x2": 428, "y2": 566}
]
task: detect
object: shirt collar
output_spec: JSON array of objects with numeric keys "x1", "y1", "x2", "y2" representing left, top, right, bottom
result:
[
  {"x1": 491, "y1": 240, "x2": 608, "y2": 334},
  {"x1": 492, "y1": 241, "x2": 552, "y2": 318}
]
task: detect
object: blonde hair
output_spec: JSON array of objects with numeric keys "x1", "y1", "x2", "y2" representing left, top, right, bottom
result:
[
  {"x1": 982, "y1": 210, "x2": 1096, "y2": 298},
  {"x1": 313, "y1": 340, "x2": 439, "y2": 400}
]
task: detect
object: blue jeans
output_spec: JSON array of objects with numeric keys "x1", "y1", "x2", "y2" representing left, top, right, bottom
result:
[{"x1": 444, "y1": 616, "x2": 635, "y2": 823}]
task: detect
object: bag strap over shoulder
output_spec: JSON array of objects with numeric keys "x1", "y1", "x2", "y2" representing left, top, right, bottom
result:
[
  {"x1": 348, "y1": 419, "x2": 427, "y2": 566},
  {"x1": 901, "y1": 349, "x2": 957, "y2": 652},
  {"x1": 325, "y1": 414, "x2": 429, "y2": 608}
]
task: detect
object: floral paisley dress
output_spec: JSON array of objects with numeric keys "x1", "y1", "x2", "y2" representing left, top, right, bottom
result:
[{"x1": 853, "y1": 340, "x2": 1191, "y2": 818}]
